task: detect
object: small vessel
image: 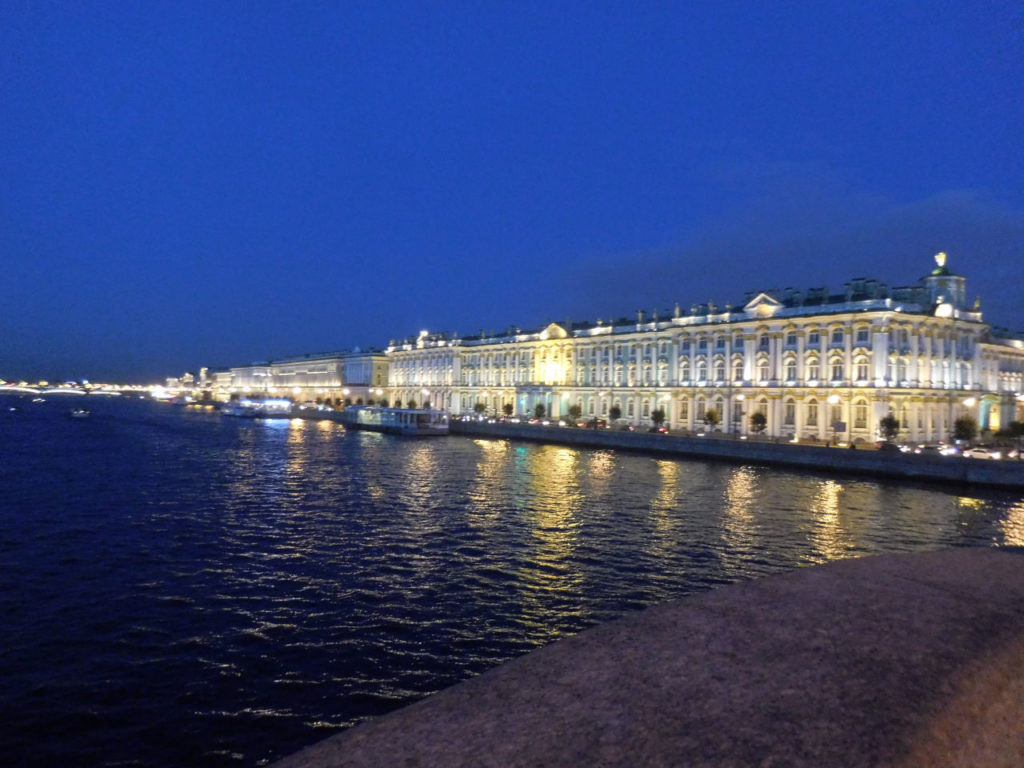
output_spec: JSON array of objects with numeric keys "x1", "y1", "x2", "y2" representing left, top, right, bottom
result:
[
  {"x1": 69, "y1": 408, "x2": 91, "y2": 419},
  {"x1": 340, "y1": 406, "x2": 449, "y2": 436},
  {"x1": 220, "y1": 398, "x2": 293, "y2": 419}
]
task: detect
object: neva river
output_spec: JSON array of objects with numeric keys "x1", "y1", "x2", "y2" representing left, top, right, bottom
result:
[{"x1": 2, "y1": 396, "x2": 1023, "y2": 767}]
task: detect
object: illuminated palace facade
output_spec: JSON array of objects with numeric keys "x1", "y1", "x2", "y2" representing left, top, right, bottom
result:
[{"x1": 387, "y1": 255, "x2": 1024, "y2": 443}]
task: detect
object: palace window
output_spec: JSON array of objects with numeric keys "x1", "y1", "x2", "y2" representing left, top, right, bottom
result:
[
  {"x1": 808, "y1": 331, "x2": 820, "y2": 346},
  {"x1": 785, "y1": 359, "x2": 797, "y2": 381},
  {"x1": 831, "y1": 329, "x2": 844, "y2": 345},
  {"x1": 831, "y1": 359, "x2": 844, "y2": 381},
  {"x1": 628, "y1": 400, "x2": 635, "y2": 416},
  {"x1": 786, "y1": 331, "x2": 797, "y2": 347},
  {"x1": 679, "y1": 398, "x2": 689, "y2": 420},
  {"x1": 856, "y1": 357, "x2": 869, "y2": 381},
  {"x1": 856, "y1": 328, "x2": 870, "y2": 344},
  {"x1": 807, "y1": 358, "x2": 820, "y2": 381},
  {"x1": 696, "y1": 361, "x2": 707, "y2": 381},
  {"x1": 758, "y1": 360, "x2": 770, "y2": 382},
  {"x1": 854, "y1": 399, "x2": 868, "y2": 429},
  {"x1": 806, "y1": 400, "x2": 819, "y2": 427},
  {"x1": 698, "y1": 339, "x2": 708, "y2": 352},
  {"x1": 642, "y1": 400, "x2": 650, "y2": 417},
  {"x1": 759, "y1": 335, "x2": 770, "y2": 350},
  {"x1": 713, "y1": 361, "x2": 725, "y2": 381},
  {"x1": 784, "y1": 399, "x2": 796, "y2": 426},
  {"x1": 679, "y1": 360, "x2": 690, "y2": 382},
  {"x1": 733, "y1": 361, "x2": 744, "y2": 382},
  {"x1": 716, "y1": 337, "x2": 726, "y2": 350}
]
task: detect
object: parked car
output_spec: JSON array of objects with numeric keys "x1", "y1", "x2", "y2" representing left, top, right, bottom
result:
[
  {"x1": 963, "y1": 447, "x2": 1002, "y2": 460},
  {"x1": 914, "y1": 445, "x2": 943, "y2": 456},
  {"x1": 649, "y1": 425, "x2": 669, "y2": 434},
  {"x1": 876, "y1": 441, "x2": 902, "y2": 453}
]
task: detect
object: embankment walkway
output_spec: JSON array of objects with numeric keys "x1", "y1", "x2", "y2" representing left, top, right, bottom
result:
[{"x1": 273, "y1": 548, "x2": 1024, "y2": 767}]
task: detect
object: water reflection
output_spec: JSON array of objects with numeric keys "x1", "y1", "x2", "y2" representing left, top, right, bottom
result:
[
  {"x1": 517, "y1": 446, "x2": 585, "y2": 642},
  {"x1": 648, "y1": 461, "x2": 682, "y2": 560},
  {"x1": 808, "y1": 480, "x2": 851, "y2": 563},
  {"x1": 1001, "y1": 501, "x2": 1024, "y2": 546},
  {"x1": 468, "y1": 439, "x2": 511, "y2": 526},
  {"x1": 720, "y1": 466, "x2": 758, "y2": 577}
]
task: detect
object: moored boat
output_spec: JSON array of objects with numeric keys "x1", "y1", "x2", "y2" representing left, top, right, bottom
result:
[
  {"x1": 220, "y1": 398, "x2": 293, "y2": 419},
  {"x1": 340, "y1": 406, "x2": 449, "y2": 436}
]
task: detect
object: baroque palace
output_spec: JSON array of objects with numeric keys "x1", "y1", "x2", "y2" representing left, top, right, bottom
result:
[{"x1": 200, "y1": 254, "x2": 1024, "y2": 444}]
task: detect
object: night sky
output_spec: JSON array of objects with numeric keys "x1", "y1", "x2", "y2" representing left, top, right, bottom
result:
[{"x1": 3, "y1": 2, "x2": 1022, "y2": 383}]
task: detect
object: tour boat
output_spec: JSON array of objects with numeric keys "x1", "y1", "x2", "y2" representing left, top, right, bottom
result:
[
  {"x1": 340, "y1": 406, "x2": 449, "y2": 436},
  {"x1": 220, "y1": 399, "x2": 293, "y2": 419}
]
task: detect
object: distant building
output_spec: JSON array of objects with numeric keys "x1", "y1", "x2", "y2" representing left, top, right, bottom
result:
[
  {"x1": 221, "y1": 350, "x2": 388, "y2": 405},
  {"x1": 386, "y1": 254, "x2": 1024, "y2": 443}
]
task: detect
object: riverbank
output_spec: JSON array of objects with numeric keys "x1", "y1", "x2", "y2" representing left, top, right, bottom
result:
[
  {"x1": 272, "y1": 548, "x2": 1024, "y2": 767},
  {"x1": 449, "y1": 419, "x2": 1024, "y2": 489}
]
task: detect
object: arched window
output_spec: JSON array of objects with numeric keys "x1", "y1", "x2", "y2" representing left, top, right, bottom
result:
[
  {"x1": 854, "y1": 398, "x2": 868, "y2": 429},
  {"x1": 784, "y1": 398, "x2": 796, "y2": 426},
  {"x1": 806, "y1": 399, "x2": 819, "y2": 427},
  {"x1": 642, "y1": 400, "x2": 650, "y2": 417},
  {"x1": 679, "y1": 360, "x2": 690, "y2": 382},
  {"x1": 696, "y1": 397, "x2": 706, "y2": 419},
  {"x1": 696, "y1": 360, "x2": 707, "y2": 382},
  {"x1": 679, "y1": 398, "x2": 689, "y2": 420},
  {"x1": 807, "y1": 357, "x2": 820, "y2": 382},
  {"x1": 831, "y1": 357, "x2": 844, "y2": 381},
  {"x1": 713, "y1": 360, "x2": 725, "y2": 381},
  {"x1": 733, "y1": 360, "x2": 744, "y2": 382},
  {"x1": 758, "y1": 358, "x2": 770, "y2": 382},
  {"x1": 784, "y1": 358, "x2": 797, "y2": 382},
  {"x1": 855, "y1": 356, "x2": 869, "y2": 382}
]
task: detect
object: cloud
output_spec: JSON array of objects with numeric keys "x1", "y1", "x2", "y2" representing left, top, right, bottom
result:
[{"x1": 565, "y1": 182, "x2": 1024, "y2": 331}]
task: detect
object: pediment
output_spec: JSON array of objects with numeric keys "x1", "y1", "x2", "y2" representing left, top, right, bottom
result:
[
  {"x1": 539, "y1": 323, "x2": 568, "y2": 340},
  {"x1": 743, "y1": 292, "x2": 783, "y2": 317}
]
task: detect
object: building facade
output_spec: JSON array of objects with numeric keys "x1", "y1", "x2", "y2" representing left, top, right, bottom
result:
[
  {"x1": 387, "y1": 255, "x2": 1024, "y2": 443},
  {"x1": 213, "y1": 350, "x2": 388, "y2": 405}
]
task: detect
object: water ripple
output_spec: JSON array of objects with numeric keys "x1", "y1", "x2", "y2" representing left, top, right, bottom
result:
[{"x1": 1, "y1": 397, "x2": 1022, "y2": 767}]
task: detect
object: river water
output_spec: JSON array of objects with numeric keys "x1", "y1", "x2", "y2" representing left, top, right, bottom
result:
[{"x1": 2, "y1": 396, "x2": 1022, "y2": 766}]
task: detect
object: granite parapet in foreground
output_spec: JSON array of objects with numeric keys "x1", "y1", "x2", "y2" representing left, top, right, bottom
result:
[{"x1": 273, "y1": 548, "x2": 1024, "y2": 767}]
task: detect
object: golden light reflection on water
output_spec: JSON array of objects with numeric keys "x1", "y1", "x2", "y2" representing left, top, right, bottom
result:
[
  {"x1": 648, "y1": 461, "x2": 682, "y2": 559},
  {"x1": 720, "y1": 467, "x2": 758, "y2": 577},
  {"x1": 808, "y1": 480, "x2": 851, "y2": 563},
  {"x1": 584, "y1": 450, "x2": 616, "y2": 497},
  {"x1": 999, "y1": 501, "x2": 1024, "y2": 546},
  {"x1": 468, "y1": 439, "x2": 511, "y2": 525},
  {"x1": 517, "y1": 445, "x2": 585, "y2": 641}
]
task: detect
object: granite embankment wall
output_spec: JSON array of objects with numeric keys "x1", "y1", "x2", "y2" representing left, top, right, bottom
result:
[
  {"x1": 450, "y1": 420, "x2": 1024, "y2": 489},
  {"x1": 273, "y1": 548, "x2": 1024, "y2": 768}
]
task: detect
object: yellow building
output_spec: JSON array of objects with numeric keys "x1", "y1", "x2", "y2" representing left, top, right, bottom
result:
[{"x1": 388, "y1": 254, "x2": 1024, "y2": 443}]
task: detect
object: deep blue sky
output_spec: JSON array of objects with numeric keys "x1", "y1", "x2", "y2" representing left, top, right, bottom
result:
[{"x1": 3, "y1": 1, "x2": 1022, "y2": 382}]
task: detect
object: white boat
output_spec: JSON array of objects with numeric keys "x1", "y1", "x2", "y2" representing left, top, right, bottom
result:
[
  {"x1": 69, "y1": 408, "x2": 91, "y2": 419},
  {"x1": 220, "y1": 398, "x2": 293, "y2": 419},
  {"x1": 340, "y1": 406, "x2": 449, "y2": 436}
]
